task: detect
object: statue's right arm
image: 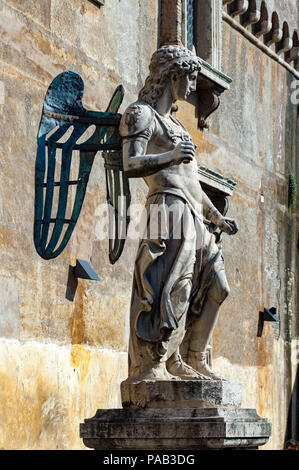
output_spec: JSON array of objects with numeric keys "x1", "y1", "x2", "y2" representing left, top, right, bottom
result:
[
  {"x1": 122, "y1": 138, "x2": 194, "y2": 178},
  {"x1": 120, "y1": 103, "x2": 195, "y2": 178}
]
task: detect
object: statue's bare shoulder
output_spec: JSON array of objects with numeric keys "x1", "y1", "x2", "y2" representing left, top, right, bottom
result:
[{"x1": 120, "y1": 101, "x2": 155, "y2": 138}]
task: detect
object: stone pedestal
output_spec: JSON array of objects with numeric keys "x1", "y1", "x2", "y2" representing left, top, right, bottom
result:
[
  {"x1": 80, "y1": 407, "x2": 271, "y2": 450},
  {"x1": 80, "y1": 379, "x2": 271, "y2": 450}
]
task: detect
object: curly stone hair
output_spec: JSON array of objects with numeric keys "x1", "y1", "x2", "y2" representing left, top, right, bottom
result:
[{"x1": 138, "y1": 45, "x2": 202, "y2": 108}]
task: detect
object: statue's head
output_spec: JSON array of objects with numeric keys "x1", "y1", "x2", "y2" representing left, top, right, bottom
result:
[{"x1": 138, "y1": 45, "x2": 202, "y2": 108}]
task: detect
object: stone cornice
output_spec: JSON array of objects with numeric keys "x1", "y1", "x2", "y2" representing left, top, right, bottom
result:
[
  {"x1": 223, "y1": 0, "x2": 298, "y2": 71},
  {"x1": 198, "y1": 166, "x2": 237, "y2": 196},
  {"x1": 199, "y1": 59, "x2": 232, "y2": 94}
]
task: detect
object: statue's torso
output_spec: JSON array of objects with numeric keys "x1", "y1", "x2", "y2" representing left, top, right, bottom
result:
[{"x1": 144, "y1": 110, "x2": 203, "y2": 215}]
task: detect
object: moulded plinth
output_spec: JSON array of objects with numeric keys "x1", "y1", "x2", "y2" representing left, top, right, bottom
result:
[{"x1": 80, "y1": 407, "x2": 271, "y2": 450}]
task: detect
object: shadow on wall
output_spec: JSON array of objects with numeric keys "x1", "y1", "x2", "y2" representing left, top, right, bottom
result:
[
  {"x1": 65, "y1": 265, "x2": 78, "y2": 302},
  {"x1": 285, "y1": 364, "x2": 299, "y2": 446}
]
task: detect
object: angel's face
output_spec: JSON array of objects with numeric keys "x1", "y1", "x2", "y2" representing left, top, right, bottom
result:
[{"x1": 170, "y1": 70, "x2": 198, "y2": 101}]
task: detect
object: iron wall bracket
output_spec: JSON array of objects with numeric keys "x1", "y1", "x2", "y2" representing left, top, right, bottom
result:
[
  {"x1": 257, "y1": 307, "x2": 280, "y2": 337},
  {"x1": 73, "y1": 259, "x2": 100, "y2": 281}
]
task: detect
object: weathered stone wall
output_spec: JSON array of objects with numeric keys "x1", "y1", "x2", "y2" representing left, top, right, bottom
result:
[
  {"x1": 176, "y1": 17, "x2": 298, "y2": 449},
  {"x1": 0, "y1": 0, "x2": 297, "y2": 450},
  {"x1": 0, "y1": 0, "x2": 158, "y2": 449}
]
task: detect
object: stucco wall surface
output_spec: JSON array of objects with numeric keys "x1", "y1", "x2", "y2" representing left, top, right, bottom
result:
[{"x1": 0, "y1": 0, "x2": 158, "y2": 449}]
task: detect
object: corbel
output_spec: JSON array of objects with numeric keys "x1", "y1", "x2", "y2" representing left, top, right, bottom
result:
[
  {"x1": 286, "y1": 46, "x2": 299, "y2": 66},
  {"x1": 285, "y1": 32, "x2": 299, "y2": 66},
  {"x1": 264, "y1": 13, "x2": 282, "y2": 47},
  {"x1": 228, "y1": 0, "x2": 249, "y2": 17},
  {"x1": 252, "y1": 2, "x2": 272, "y2": 38},
  {"x1": 240, "y1": 1, "x2": 261, "y2": 28},
  {"x1": 195, "y1": 60, "x2": 232, "y2": 130},
  {"x1": 253, "y1": 18, "x2": 272, "y2": 37},
  {"x1": 275, "y1": 23, "x2": 293, "y2": 56},
  {"x1": 197, "y1": 89, "x2": 220, "y2": 131}
]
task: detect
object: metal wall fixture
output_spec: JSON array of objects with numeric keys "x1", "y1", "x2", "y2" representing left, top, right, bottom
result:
[
  {"x1": 257, "y1": 307, "x2": 280, "y2": 337},
  {"x1": 91, "y1": 0, "x2": 105, "y2": 6},
  {"x1": 34, "y1": 71, "x2": 130, "y2": 264},
  {"x1": 74, "y1": 259, "x2": 100, "y2": 281}
]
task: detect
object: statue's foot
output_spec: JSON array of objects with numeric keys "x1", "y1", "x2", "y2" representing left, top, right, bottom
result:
[
  {"x1": 187, "y1": 351, "x2": 227, "y2": 381},
  {"x1": 137, "y1": 362, "x2": 180, "y2": 382},
  {"x1": 167, "y1": 355, "x2": 211, "y2": 380}
]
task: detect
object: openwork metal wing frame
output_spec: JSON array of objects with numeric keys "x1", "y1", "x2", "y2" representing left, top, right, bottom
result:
[
  {"x1": 102, "y1": 150, "x2": 131, "y2": 264},
  {"x1": 34, "y1": 70, "x2": 129, "y2": 263}
]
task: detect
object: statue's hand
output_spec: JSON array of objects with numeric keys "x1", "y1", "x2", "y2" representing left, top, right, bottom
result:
[
  {"x1": 172, "y1": 141, "x2": 195, "y2": 165},
  {"x1": 218, "y1": 217, "x2": 239, "y2": 235}
]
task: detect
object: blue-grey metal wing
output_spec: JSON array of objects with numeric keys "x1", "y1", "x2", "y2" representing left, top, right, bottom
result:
[
  {"x1": 34, "y1": 70, "x2": 126, "y2": 260},
  {"x1": 102, "y1": 150, "x2": 131, "y2": 264}
]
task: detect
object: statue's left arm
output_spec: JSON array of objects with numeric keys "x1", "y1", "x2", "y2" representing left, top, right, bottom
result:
[{"x1": 202, "y1": 191, "x2": 238, "y2": 235}]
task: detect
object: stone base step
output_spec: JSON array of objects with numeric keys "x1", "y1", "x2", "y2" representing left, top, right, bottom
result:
[{"x1": 80, "y1": 407, "x2": 271, "y2": 450}]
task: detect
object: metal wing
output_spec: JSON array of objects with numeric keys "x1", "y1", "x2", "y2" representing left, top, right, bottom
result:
[
  {"x1": 34, "y1": 70, "x2": 124, "y2": 259},
  {"x1": 102, "y1": 86, "x2": 131, "y2": 265},
  {"x1": 103, "y1": 150, "x2": 131, "y2": 265}
]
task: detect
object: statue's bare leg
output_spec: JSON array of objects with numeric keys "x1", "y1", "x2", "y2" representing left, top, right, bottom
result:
[{"x1": 186, "y1": 269, "x2": 230, "y2": 380}]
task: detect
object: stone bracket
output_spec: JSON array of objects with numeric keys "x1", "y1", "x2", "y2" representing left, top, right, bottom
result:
[
  {"x1": 196, "y1": 59, "x2": 232, "y2": 130},
  {"x1": 240, "y1": 5, "x2": 261, "y2": 28},
  {"x1": 228, "y1": 0, "x2": 249, "y2": 17},
  {"x1": 197, "y1": 89, "x2": 220, "y2": 131}
]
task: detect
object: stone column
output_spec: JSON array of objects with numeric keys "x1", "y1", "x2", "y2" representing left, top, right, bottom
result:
[{"x1": 160, "y1": 0, "x2": 183, "y2": 46}]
